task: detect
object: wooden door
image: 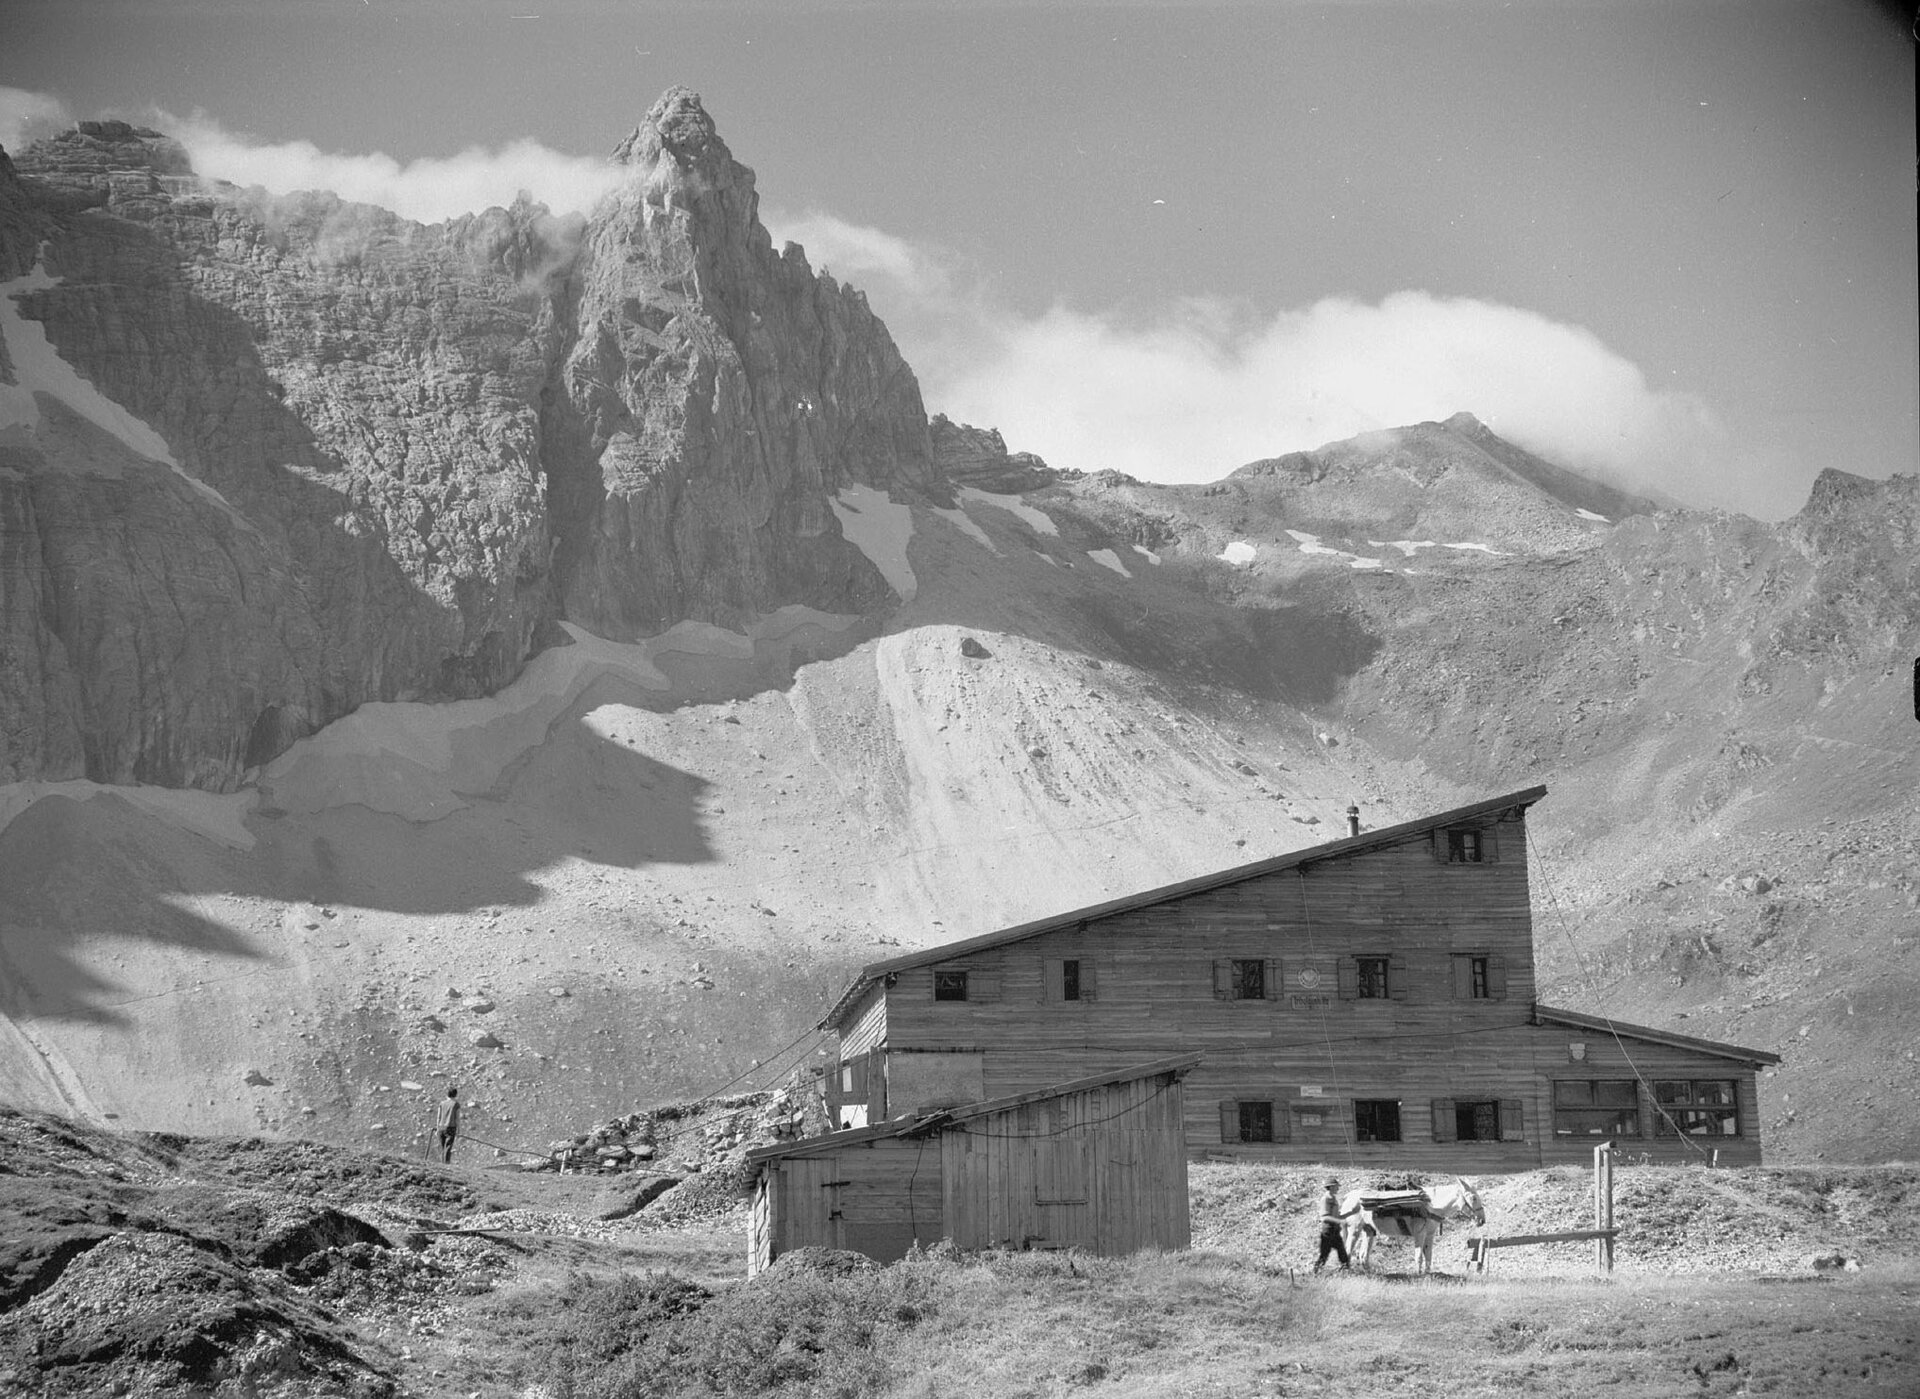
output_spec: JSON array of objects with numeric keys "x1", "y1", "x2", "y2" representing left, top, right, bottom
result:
[{"x1": 779, "y1": 1157, "x2": 844, "y2": 1254}]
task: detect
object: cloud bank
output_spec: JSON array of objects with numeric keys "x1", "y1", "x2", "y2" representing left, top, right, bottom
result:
[
  {"x1": 172, "y1": 118, "x2": 625, "y2": 223},
  {"x1": 770, "y1": 208, "x2": 1731, "y2": 506}
]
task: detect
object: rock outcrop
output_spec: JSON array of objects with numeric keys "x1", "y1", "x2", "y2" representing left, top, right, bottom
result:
[{"x1": 0, "y1": 98, "x2": 937, "y2": 788}]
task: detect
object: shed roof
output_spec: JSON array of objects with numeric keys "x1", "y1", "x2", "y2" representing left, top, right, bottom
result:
[
  {"x1": 822, "y1": 784, "x2": 1547, "y2": 1029},
  {"x1": 745, "y1": 1052, "x2": 1204, "y2": 1169},
  {"x1": 1534, "y1": 1005, "x2": 1783, "y2": 1067}
]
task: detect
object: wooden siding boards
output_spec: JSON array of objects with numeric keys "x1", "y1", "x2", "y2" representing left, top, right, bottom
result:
[
  {"x1": 820, "y1": 788, "x2": 1778, "y2": 1171},
  {"x1": 747, "y1": 1058, "x2": 1195, "y2": 1274}
]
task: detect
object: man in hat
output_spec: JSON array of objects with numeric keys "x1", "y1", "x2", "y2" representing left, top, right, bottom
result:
[
  {"x1": 1313, "y1": 1176, "x2": 1357, "y2": 1272},
  {"x1": 432, "y1": 1086, "x2": 461, "y2": 1164}
]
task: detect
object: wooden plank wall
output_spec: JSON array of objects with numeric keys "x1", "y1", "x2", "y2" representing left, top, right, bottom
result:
[
  {"x1": 870, "y1": 811, "x2": 1769, "y2": 1170},
  {"x1": 941, "y1": 1071, "x2": 1189, "y2": 1254},
  {"x1": 1529, "y1": 1024, "x2": 1766, "y2": 1167}
]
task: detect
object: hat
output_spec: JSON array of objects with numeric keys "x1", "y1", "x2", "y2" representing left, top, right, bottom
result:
[{"x1": 1325, "y1": 1177, "x2": 1340, "y2": 1189}]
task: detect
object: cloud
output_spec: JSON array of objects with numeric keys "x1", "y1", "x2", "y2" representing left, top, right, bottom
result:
[
  {"x1": 169, "y1": 115, "x2": 625, "y2": 223},
  {"x1": 765, "y1": 209, "x2": 958, "y2": 302},
  {"x1": 766, "y1": 210, "x2": 1734, "y2": 507},
  {"x1": 0, "y1": 87, "x2": 73, "y2": 153}
]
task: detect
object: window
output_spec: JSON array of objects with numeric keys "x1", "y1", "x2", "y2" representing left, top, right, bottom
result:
[
  {"x1": 1454, "y1": 1099, "x2": 1498, "y2": 1141},
  {"x1": 1553, "y1": 1080, "x2": 1641, "y2": 1138},
  {"x1": 1218, "y1": 1098, "x2": 1289, "y2": 1143},
  {"x1": 1432, "y1": 1097, "x2": 1524, "y2": 1143},
  {"x1": 1446, "y1": 829, "x2": 1485, "y2": 862},
  {"x1": 1354, "y1": 1099, "x2": 1401, "y2": 1142},
  {"x1": 1451, "y1": 953, "x2": 1508, "y2": 1000},
  {"x1": 1239, "y1": 1101, "x2": 1274, "y2": 1142},
  {"x1": 933, "y1": 969, "x2": 968, "y2": 1001},
  {"x1": 1213, "y1": 958, "x2": 1276, "y2": 1000},
  {"x1": 1045, "y1": 957, "x2": 1096, "y2": 1003},
  {"x1": 1338, "y1": 954, "x2": 1407, "y2": 1001},
  {"x1": 1653, "y1": 1081, "x2": 1740, "y2": 1136}
]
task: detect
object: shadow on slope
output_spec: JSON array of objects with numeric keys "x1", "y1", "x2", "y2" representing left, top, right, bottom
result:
[{"x1": 0, "y1": 689, "x2": 714, "y2": 1023}]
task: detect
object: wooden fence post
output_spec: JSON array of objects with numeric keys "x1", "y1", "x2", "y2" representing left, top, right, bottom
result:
[{"x1": 1592, "y1": 1142, "x2": 1615, "y2": 1273}]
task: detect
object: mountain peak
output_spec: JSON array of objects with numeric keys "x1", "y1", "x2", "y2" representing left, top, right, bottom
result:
[{"x1": 612, "y1": 87, "x2": 730, "y2": 174}]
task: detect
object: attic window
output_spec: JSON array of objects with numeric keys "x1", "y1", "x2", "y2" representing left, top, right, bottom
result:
[
  {"x1": 1446, "y1": 829, "x2": 1485, "y2": 863},
  {"x1": 933, "y1": 969, "x2": 968, "y2": 1002}
]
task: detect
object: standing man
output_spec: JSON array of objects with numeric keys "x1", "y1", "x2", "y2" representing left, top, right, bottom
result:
[
  {"x1": 1313, "y1": 1176, "x2": 1357, "y2": 1272},
  {"x1": 432, "y1": 1086, "x2": 461, "y2": 1164}
]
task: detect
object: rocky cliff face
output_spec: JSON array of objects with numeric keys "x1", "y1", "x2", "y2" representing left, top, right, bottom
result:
[{"x1": 0, "y1": 95, "x2": 932, "y2": 789}]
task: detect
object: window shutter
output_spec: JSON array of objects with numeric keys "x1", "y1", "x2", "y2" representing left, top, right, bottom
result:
[
  {"x1": 1213, "y1": 959, "x2": 1232, "y2": 999},
  {"x1": 1499, "y1": 1099, "x2": 1525, "y2": 1141},
  {"x1": 1389, "y1": 954, "x2": 1410, "y2": 1001},
  {"x1": 1080, "y1": 958, "x2": 1098, "y2": 1001},
  {"x1": 1429, "y1": 830, "x2": 1444, "y2": 862},
  {"x1": 1219, "y1": 1101, "x2": 1240, "y2": 1143},
  {"x1": 1488, "y1": 955, "x2": 1508, "y2": 1000},
  {"x1": 1336, "y1": 957, "x2": 1358, "y2": 999},
  {"x1": 1043, "y1": 958, "x2": 1063, "y2": 1003},
  {"x1": 1431, "y1": 1099, "x2": 1457, "y2": 1143},
  {"x1": 970, "y1": 966, "x2": 1000, "y2": 1003},
  {"x1": 1271, "y1": 1101, "x2": 1291, "y2": 1142},
  {"x1": 1263, "y1": 959, "x2": 1280, "y2": 1000},
  {"x1": 1451, "y1": 955, "x2": 1473, "y2": 1000},
  {"x1": 1483, "y1": 830, "x2": 1500, "y2": 862}
]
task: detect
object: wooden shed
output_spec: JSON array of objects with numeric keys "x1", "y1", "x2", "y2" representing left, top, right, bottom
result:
[{"x1": 744, "y1": 1054, "x2": 1199, "y2": 1275}]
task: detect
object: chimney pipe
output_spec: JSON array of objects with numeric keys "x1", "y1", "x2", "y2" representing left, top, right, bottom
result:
[{"x1": 1346, "y1": 804, "x2": 1361, "y2": 838}]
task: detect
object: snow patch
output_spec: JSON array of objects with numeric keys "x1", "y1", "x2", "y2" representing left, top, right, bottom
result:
[
  {"x1": 1369, "y1": 539, "x2": 1438, "y2": 557},
  {"x1": 0, "y1": 258, "x2": 245, "y2": 524},
  {"x1": 1575, "y1": 508, "x2": 1612, "y2": 523},
  {"x1": 1284, "y1": 530, "x2": 1342, "y2": 556},
  {"x1": 830, "y1": 484, "x2": 917, "y2": 601},
  {"x1": 1033, "y1": 551, "x2": 1059, "y2": 567},
  {"x1": 1443, "y1": 541, "x2": 1501, "y2": 555},
  {"x1": 262, "y1": 609, "x2": 856, "y2": 820},
  {"x1": 1218, "y1": 541, "x2": 1257, "y2": 566},
  {"x1": 930, "y1": 505, "x2": 998, "y2": 554},
  {"x1": 957, "y1": 485, "x2": 1059, "y2": 537},
  {"x1": 1086, "y1": 548, "x2": 1131, "y2": 577},
  {"x1": 0, "y1": 780, "x2": 257, "y2": 848},
  {"x1": 1131, "y1": 544, "x2": 1162, "y2": 565}
]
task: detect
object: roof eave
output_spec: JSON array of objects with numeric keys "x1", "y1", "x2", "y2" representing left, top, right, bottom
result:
[{"x1": 1535, "y1": 1005, "x2": 1783, "y2": 1066}]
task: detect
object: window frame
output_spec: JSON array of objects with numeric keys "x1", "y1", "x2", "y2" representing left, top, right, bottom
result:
[
  {"x1": 1652, "y1": 1080, "x2": 1741, "y2": 1137},
  {"x1": 1551, "y1": 1078, "x2": 1643, "y2": 1139},
  {"x1": 1231, "y1": 958, "x2": 1266, "y2": 1001},
  {"x1": 1353, "y1": 1098, "x2": 1402, "y2": 1143},
  {"x1": 1355, "y1": 956, "x2": 1390, "y2": 1000},
  {"x1": 1218, "y1": 1097, "x2": 1291, "y2": 1144},
  {"x1": 933, "y1": 969, "x2": 969, "y2": 1002},
  {"x1": 1061, "y1": 958, "x2": 1082, "y2": 1002}
]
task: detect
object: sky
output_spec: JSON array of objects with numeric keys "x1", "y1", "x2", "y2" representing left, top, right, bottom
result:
[{"x1": 3, "y1": 0, "x2": 1914, "y2": 519}]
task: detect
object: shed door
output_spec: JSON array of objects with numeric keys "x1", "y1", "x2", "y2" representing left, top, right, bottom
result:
[
  {"x1": 779, "y1": 1158, "x2": 844, "y2": 1254},
  {"x1": 1034, "y1": 1137, "x2": 1095, "y2": 1250}
]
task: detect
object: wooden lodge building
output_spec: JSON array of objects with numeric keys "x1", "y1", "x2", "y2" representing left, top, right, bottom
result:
[
  {"x1": 745, "y1": 1055, "x2": 1198, "y2": 1272},
  {"x1": 820, "y1": 787, "x2": 1781, "y2": 1172}
]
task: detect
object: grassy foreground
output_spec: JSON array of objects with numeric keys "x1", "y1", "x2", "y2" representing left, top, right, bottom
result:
[{"x1": 490, "y1": 1249, "x2": 1919, "y2": 1399}]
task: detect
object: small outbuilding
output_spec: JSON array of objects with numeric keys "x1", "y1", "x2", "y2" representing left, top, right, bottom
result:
[{"x1": 744, "y1": 1054, "x2": 1200, "y2": 1275}]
